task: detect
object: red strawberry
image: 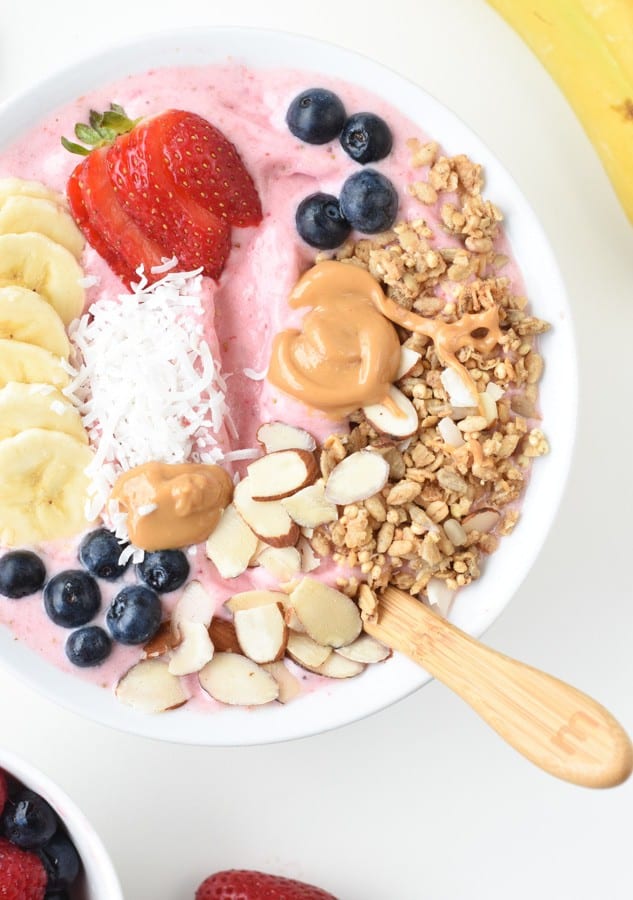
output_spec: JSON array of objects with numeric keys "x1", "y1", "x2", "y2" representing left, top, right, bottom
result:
[
  {"x1": 107, "y1": 126, "x2": 231, "y2": 279},
  {"x1": 0, "y1": 769, "x2": 7, "y2": 816},
  {"x1": 195, "y1": 869, "x2": 337, "y2": 900},
  {"x1": 0, "y1": 838, "x2": 47, "y2": 900}
]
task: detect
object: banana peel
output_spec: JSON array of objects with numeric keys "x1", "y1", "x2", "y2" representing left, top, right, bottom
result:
[{"x1": 487, "y1": 0, "x2": 633, "y2": 224}]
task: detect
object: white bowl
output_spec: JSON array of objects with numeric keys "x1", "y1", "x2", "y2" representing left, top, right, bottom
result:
[
  {"x1": 0, "y1": 748, "x2": 123, "y2": 899},
  {"x1": 0, "y1": 28, "x2": 577, "y2": 745}
]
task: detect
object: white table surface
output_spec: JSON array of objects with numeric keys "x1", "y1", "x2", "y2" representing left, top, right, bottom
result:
[{"x1": 1, "y1": 2, "x2": 632, "y2": 898}]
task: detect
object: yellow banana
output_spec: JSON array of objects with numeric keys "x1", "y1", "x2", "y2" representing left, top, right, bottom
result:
[{"x1": 486, "y1": 0, "x2": 633, "y2": 224}]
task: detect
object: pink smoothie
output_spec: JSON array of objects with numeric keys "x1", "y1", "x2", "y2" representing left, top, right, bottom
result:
[{"x1": 0, "y1": 63, "x2": 525, "y2": 709}]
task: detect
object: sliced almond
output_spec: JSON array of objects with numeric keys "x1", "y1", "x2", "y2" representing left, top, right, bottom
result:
[
  {"x1": 281, "y1": 479, "x2": 338, "y2": 528},
  {"x1": 233, "y1": 476, "x2": 299, "y2": 548},
  {"x1": 313, "y1": 653, "x2": 366, "y2": 679},
  {"x1": 206, "y1": 503, "x2": 259, "y2": 578},
  {"x1": 208, "y1": 617, "x2": 241, "y2": 654},
  {"x1": 257, "y1": 545, "x2": 302, "y2": 581},
  {"x1": 199, "y1": 653, "x2": 279, "y2": 706},
  {"x1": 115, "y1": 660, "x2": 189, "y2": 713},
  {"x1": 462, "y1": 508, "x2": 501, "y2": 534},
  {"x1": 263, "y1": 661, "x2": 301, "y2": 704},
  {"x1": 143, "y1": 620, "x2": 177, "y2": 659},
  {"x1": 299, "y1": 537, "x2": 320, "y2": 573},
  {"x1": 286, "y1": 630, "x2": 332, "y2": 669},
  {"x1": 290, "y1": 577, "x2": 362, "y2": 648},
  {"x1": 335, "y1": 634, "x2": 392, "y2": 664},
  {"x1": 396, "y1": 346, "x2": 422, "y2": 379},
  {"x1": 324, "y1": 450, "x2": 389, "y2": 506},
  {"x1": 426, "y1": 577, "x2": 456, "y2": 618},
  {"x1": 257, "y1": 421, "x2": 316, "y2": 453},
  {"x1": 247, "y1": 449, "x2": 318, "y2": 501},
  {"x1": 168, "y1": 621, "x2": 214, "y2": 676},
  {"x1": 226, "y1": 589, "x2": 289, "y2": 614},
  {"x1": 441, "y1": 367, "x2": 478, "y2": 407},
  {"x1": 363, "y1": 385, "x2": 419, "y2": 439},
  {"x1": 171, "y1": 580, "x2": 214, "y2": 641},
  {"x1": 234, "y1": 602, "x2": 288, "y2": 664}
]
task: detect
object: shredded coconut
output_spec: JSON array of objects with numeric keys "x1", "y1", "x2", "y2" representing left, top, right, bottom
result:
[
  {"x1": 222, "y1": 448, "x2": 261, "y2": 462},
  {"x1": 243, "y1": 367, "x2": 267, "y2": 381},
  {"x1": 50, "y1": 400, "x2": 67, "y2": 416},
  {"x1": 78, "y1": 274, "x2": 100, "y2": 289},
  {"x1": 137, "y1": 503, "x2": 158, "y2": 517}
]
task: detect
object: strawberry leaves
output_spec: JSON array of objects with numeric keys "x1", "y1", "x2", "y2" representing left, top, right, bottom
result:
[{"x1": 62, "y1": 103, "x2": 139, "y2": 155}]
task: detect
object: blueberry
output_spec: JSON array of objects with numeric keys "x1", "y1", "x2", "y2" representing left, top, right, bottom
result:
[
  {"x1": 339, "y1": 169, "x2": 399, "y2": 233},
  {"x1": 106, "y1": 584, "x2": 162, "y2": 645},
  {"x1": 43, "y1": 571, "x2": 101, "y2": 628},
  {"x1": 286, "y1": 88, "x2": 346, "y2": 144},
  {"x1": 2, "y1": 789, "x2": 57, "y2": 849},
  {"x1": 78, "y1": 528, "x2": 129, "y2": 580},
  {"x1": 136, "y1": 550, "x2": 189, "y2": 593},
  {"x1": 0, "y1": 551, "x2": 46, "y2": 599},
  {"x1": 38, "y1": 830, "x2": 81, "y2": 888},
  {"x1": 295, "y1": 192, "x2": 351, "y2": 249},
  {"x1": 65, "y1": 626, "x2": 112, "y2": 668},
  {"x1": 340, "y1": 112, "x2": 393, "y2": 164}
]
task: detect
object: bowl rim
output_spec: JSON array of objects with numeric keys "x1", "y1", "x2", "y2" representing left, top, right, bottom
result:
[
  {"x1": 0, "y1": 25, "x2": 578, "y2": 746},
  {"x1": 0, "y1": 747, "x2": 124, "y2": 899}
]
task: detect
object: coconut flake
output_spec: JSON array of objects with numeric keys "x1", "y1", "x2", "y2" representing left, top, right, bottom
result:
[
  {"x1": 438, "y1": 416, "x2": 465, "y2": 448},
  {"x1": 222, "y1": 448, "x2": 261, "y2": 462},
  {"x1": 243, "y1": 367, "x2": 267, "y2": 381},
  {"x1": 78, "y1": 274, "x2": 100, "y2": 288},
  {"x1": 441, "y1": 367, "x2": 478, "y2": 407}
]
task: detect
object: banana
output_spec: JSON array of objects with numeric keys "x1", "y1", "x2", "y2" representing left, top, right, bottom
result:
[
  {"x1": 486, "y1": 0, "x2": 633, "y2": 224},
  {"x1": 0, "y1": 339, "x2": 69, "y2": 391},
  {"x1": 0, "y1": 195, "x2": 84, "y2": 258},
  {"x1": 0, "y1": 177, "x2": 66, "y2": 208},
  {"x1": 0, "y1": 383, "x2": 87, "y2": 444},
  {"x1": 0, "y1": 428, "x2": 93, "y2": 546},
  {"x1": 0, "y1": 232, "x2": 85, "y2": 325},
  {"x1": 0, "y1": 286, "x2": 70, "y2": 358}
]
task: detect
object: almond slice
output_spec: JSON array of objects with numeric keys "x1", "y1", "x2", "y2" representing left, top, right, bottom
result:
[
  {"x1": 225, "y1": 589, "x2": 289, "y2": 614},
  {"x1": 281, "y1": 479, "x2": 338, "y2": 528},
  {"x1": 208, "y1": 617, "x2": 241, "y2": 654},
  {"x1": 257, "y1": 421, "x2": 316, "y2": 453},
  {"x1": 441, "y1": 367, "x2": 478, "y2": 407},
  {"x1": 257, "y1": 545, "x2": 302, "y2": 581},
  {"x1": 206, "y1": 502, "x2": 259, "y2": 578},
  {"x1": 168, "y1": 620, "x2": 214, "y2": 676},
  {"x1": 324, "y1": 450, "x2": 389, "y2": 506},
  {"x1": 263, "y1": 661, "x2": 301, "y2": 704},
  {"x1": 290, "y1": 577, "x2": 362, "y2": 648},
  {"x1": 286, "y1": 630, "x2": 332, "y2": 669},
  {"x1": 314, "y1": 654, "x2": 366, "y2": 679},
  {"x1": 298, "y1": 537, "x2": 320, "y2": 573},
  {"x1": 396, "y1": 346, "x2": 422, "y2": 379},
  {"x1": 199, "y1": 653, "x2": 279, "y2": 706},
  {"x1": 247, "y1": 449, "x2": 318, "y2": 501},
  {"x1": 363, "y1": 386, "x2": 419, "y2": 439},
  {"x1": 233, "y1": 476, "x2": 299, "y2": 548},
  {"x1": 426, "y1": 577, "x2": 456, "y2": 618},
  {"x1": 115, "y1": 660, "x2": 189, "y2": 713},
  {"x1": 234, "y1": 602, "x2": 288, "y2": 664},
  {"x1": 462, "y1": 508, "x2": 500, "y2": 534},
  {"x1": 143, "y1": 620, "x2": 177, "y2": 659},
  {"x1": 171, "y1": 580, "x2": 214, "y2": 641},
  {"x1": 335, "y1": 634, "x2": 392, "y2": 664}
]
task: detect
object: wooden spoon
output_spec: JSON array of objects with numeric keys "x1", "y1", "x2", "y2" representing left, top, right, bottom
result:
[{"x1": 365, "y1": 587, "x2": 632, "y2": 788}]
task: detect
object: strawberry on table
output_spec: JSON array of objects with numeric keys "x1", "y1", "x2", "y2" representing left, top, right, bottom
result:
[
  {"x1": 195, "y1": 869, "x2": 338, "y2": 900},
  {"x1": 0, "y1": 837, "x2": 47, "y2": 900}
]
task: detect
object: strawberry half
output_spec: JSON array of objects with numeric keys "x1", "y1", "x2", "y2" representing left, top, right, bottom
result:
[
  {"x1": 195, "y1": 869, "x2": 338, "y2": 900},
  {"x1": 0, "y1": 838, "x2": 47, "y2": 900}
]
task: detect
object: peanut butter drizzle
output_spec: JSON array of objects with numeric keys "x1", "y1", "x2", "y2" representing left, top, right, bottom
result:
[
  {"x1": 267, "y1": 262, "x2": 402, "y2": 419},
  {"x1": 111, "y1": 461, "x2": 233, "y2": 551},
  {"x1": 269, "y1": 261, "x2": 502, "y2": 418}
]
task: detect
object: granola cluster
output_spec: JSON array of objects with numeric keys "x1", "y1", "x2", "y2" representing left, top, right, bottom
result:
[{"x1": 310, "y1": 146, "x2": 551, "y2": 618}]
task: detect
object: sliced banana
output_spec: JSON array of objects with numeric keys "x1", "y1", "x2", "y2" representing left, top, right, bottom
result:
[
  {"x1": 0, "y1": 428, "x2": 93, "y2": 546},
  {"x1": 0, "y1": 286, "x2": 70, "y2": 358},
  {"x1": 0, "y1": 339, "x2": 69, "y2": 391},
  {"x1": 0, "y1": 383, "x2": 87, "y2": 444},
  {"x1": 0, "y1": 233, "x2": 85, "y2": 325},
  {"x1": 0, "y1": 195, "x2": 84, "y2": 258},
  {"x1": 0, "y1": 177, "x2": 66, "y2": 208}
]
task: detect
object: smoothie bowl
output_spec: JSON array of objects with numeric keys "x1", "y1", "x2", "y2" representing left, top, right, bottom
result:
[{"x1": 0, "y1": 29, "x2": 576, "y2": 745}]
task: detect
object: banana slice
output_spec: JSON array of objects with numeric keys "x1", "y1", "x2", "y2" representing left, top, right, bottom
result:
[
  {"x1": 0, "y1": 196, "x2": 84, "y2": 258},
  {"x1": 0, "y1": 428, "x2": 93, "y2": 546},
  {"x1": 0, "y1": 339, "x2": 69, "y2": 391},
  {"x1": 0, "y1": 233, "x2": 85, "y2": 325},
  {"x1": 0, "y1": 383, "x2": 87, "y2": 444},
  {"x1": 0, "y1": 286, "x2": 70, "y2": 358},
  {"x1": 0, "y1": 177, "x2": 66, "y2": 208}
]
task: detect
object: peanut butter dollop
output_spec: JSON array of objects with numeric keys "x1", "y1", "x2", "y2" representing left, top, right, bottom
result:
[
  {"x1": 267, "y1": 261, "x2": 401, "y2": 418},
  {"x1": 111, "y1": 461, "x2": 233, "y2": 551}
]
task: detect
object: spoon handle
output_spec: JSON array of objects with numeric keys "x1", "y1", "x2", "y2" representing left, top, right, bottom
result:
[{"x1": 365, "y1": 587, "x2": 632, "y2": 788}]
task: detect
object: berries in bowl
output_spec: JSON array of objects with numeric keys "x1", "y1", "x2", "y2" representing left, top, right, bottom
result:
[{"x1": 0, "y1": 748, "x2": 122, "y2": 900}]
